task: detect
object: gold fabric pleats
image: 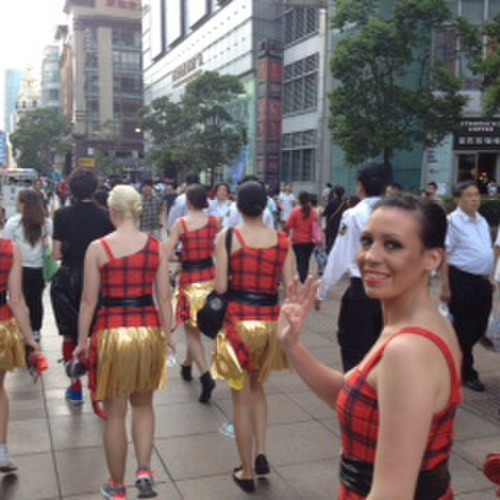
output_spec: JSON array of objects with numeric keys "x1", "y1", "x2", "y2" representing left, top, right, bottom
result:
[{"x1": 0, "y1": 318, "x2": 26, "y2": 372}]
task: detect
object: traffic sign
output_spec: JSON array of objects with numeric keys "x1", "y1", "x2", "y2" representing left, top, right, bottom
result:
[{"x1": 78, "y1": 157, "x2": 96, "y2": 168}]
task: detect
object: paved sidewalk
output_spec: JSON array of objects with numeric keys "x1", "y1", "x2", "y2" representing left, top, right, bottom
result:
[{"x1": 2, "y1": 281, "x2": 500, "y2": 499}]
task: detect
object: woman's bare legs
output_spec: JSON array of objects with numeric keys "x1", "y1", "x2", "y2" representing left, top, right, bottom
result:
[
  {"x1": 249, "y1": 374, "x2": 267, "y2": 456},
  {"x1": 232, "y1": 381, "x2": 254, "y2": 480},
  {"x1": 103, "y1": 395, "x2": 128, "y2": 486},
  {"x1": 184, "y1": 324, "x2": 209, "y2": 375},
  {"x1": 130, "y1": 391, "x2": 155, "y2": 469},
  {"x1": 0, "y1": 372, "x2": 8, "y2": 443}
]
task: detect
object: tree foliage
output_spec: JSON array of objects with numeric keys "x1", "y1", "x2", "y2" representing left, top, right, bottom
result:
[
  {"x1": 139, "y1": 71, "x2": 247, "y2": 181},
  {"x1": 10, "y1": 108, "x2": 68, "y2": 173},
  {"x1": 329, "y1": 0, "x2": 477, "y2": 170}
]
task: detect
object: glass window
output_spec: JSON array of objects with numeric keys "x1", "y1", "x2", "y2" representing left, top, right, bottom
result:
[
  {"x1": 490, "y1": 0, "x2": 500, "y2": 18},
  {"x1": 462, "y1": 0, "x2": 485, "y2": 23},
  {"x1": 302, "y1": 149, "x2": 314, "y2": 181},
  {"x1": 292, "y1": 150, "x2": 301, "y2": 180}
]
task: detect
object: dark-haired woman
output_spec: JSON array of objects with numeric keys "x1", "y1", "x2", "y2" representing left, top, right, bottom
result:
[
  {"x1": 3, "y1": 190, "x2": 52, "y2": 342},
  {"x1": 285, "y1": 191, "x2": 318, "y2": 283},
  {"x1": 207, "y1": 182, "x2": 233, "y2": 228},
  {"x1": 166, "y1": 184, "x2": 218, "y2": 403},
  {"x1": 212, "y1": 181, "x2": 294, "y2": 493},
  {"x1": 279, "y1": 196, "x2": 461, "y2": 499},
  {"x1": 322, "y1": 184, "x2": 347, "y2": 253}
]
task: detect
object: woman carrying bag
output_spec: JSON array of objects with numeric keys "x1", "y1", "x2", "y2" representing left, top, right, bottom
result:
[
  {"x1": 166, "y1": 184, "x2": 218, "y2": 404},
  {"x1": 3, "y1": 190, "x2": 52, "y2": 343}
]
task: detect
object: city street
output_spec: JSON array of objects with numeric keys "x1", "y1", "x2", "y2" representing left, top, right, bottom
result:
[{"x1": 1, "y1": 280, "x2": 499, "y2": 499}]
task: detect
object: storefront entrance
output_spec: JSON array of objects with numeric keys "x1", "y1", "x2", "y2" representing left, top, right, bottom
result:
[{"x1": 457, "y1": 153, "x2": 499, "y2": 193}]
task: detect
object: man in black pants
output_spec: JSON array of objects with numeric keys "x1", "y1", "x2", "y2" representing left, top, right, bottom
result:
[
  {"x1": 440, "y1": 181, "x2": 494, "y2": 392},
  {"x1": 316, "y1": 162, "x2": 387, "y2": 371}
]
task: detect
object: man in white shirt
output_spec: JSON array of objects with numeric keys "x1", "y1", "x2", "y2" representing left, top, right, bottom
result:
[
  {"x1": 277, "y1": 184, "x2": 296, "y2": 229},
  {"x1": 316, "y1": 162, "x2": 386, "y2": 371},
  {"x1": 440, "y1": 181, "x2": 494, "y2": 392},
  {"x1": 166, "y1": 172, "x2": 199, "y2": 231}
]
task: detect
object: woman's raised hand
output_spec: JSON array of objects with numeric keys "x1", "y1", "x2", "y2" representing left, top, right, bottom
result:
[{"x1": 278, "y1": 276, "x2": 318, "y2": 350}]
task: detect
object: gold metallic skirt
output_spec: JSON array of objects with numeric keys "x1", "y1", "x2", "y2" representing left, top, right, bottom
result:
[
  {"x1": 0, "y1": 318, "x2": 26, "y2": 372},
  {"x1": 174, "y1": 281, "x2": 214, "y2": 329},
  {"x1": 94, "y1": 326, "x2": 167, "y2": 401},
  {"x1": 211, "y1": 320, "x2": 290, "y2": 391}
]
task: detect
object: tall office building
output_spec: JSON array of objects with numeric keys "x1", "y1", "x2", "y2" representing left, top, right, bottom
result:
[
  {"x1": 0, "y1": 131, "x2": 7, "y2": 168},
  {"x1": 4, "y1": 69, "x2": 23, "y2": 135},
  {"x1": 59, "y1": 0, "x2": 143, "y2": 168},
  {"x1": 41, "y1": 45, "x2": 62, "y2": 112}
]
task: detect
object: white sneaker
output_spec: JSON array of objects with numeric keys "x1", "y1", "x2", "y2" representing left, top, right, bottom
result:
[{"x1": 33, "y1": 331, "x2": 41, "y2": 343}]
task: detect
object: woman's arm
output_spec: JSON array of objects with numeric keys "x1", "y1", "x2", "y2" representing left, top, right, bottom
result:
[
  {"x1": 368, "y1": 337, "x2": 442, "y2": 500},
  {"x1": 214, "y1": 229, "x2": 229, "y2": 294},
  {"x1": 164, "y1": 220, "x2": 181, "y2": 262},
  {"x1": 278, "y1": 278, "x2": 344, "y2": 408},
  {"x1": 7, "y1": 243, "x2": 38, "y2": 350},
  {"x1": 281, "y1": 244, "x2": 296, "y2": 292},
  {"x1": 75, "y1": 242, "x2": 101, "y2": 355},
  {"x1": 154, "y1": 243, "x2": 172, "y2": 345},
  {"x1": 52, "y1": 240, "x2": 62, "y2": 260}
]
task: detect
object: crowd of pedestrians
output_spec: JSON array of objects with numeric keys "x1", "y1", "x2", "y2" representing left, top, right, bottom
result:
[{"x1": 2, "y1": 164, "x2": 500, "y2": 498}]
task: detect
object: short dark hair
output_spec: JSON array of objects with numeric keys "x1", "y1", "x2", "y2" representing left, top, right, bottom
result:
[
  {"x1": 375, "y1": 195, "x2": 447, "y2": 249},
  {"x1": 357, "y1": 161, "x2": 388, "y2": 197},
  {"x1": 453, "y1": 181, "x2": 477, "y2": 199},
  {"x1": 214, "y1": 182, "x2": 231, "y2": 195},
  {"x1": 426, "y1": 181, "x2": 438, "y2": 189},
  {"x1": 142, "y1": 179, "x2": 154, "y2": 188},
  {"x1": 186, "y1": 184, "x2": 209, "y2": 210},
  {"x1": 69, "y1": 168, "x2": 98, "y2": 200},
  {"x1": 237, "y1": 181, "x2": 267, "y2": 217},
  {"x1": 332, "y1": 184, "x2": 345, "y2": 199},
  {"x1": 185, "y1": 172, "x2": 200, "y2": 185}
]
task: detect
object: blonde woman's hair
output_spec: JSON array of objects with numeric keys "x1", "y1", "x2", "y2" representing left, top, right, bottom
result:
[{"x1": 108, "y1": 185, "x2": 142, "y2": 219}]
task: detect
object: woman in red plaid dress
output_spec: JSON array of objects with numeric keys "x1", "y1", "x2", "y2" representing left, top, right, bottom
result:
[
  {"x1": 211, "y1": 181, "x2": 294, "y2": 493},
  {"x1": 167, "y1": 184, "x2": 218, "y2": 403},
  {"x1": 74, "y1": 185, "x2": 171, "y2": 500},
  {"x1": 0, "y1": 239, "x2": 39, "y2": 473},
  {"x1": 278, "y1": 196, "x2": 461, "y2": 499}
]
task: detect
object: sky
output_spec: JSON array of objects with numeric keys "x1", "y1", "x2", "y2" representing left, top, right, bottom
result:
[{"x1": 0, "y1": 0, "x2": 66, "y2": 72}]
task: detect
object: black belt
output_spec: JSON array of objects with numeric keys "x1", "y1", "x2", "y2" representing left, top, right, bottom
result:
[
  {"x1": 228, "y1": 290, "x2": 278, "y2": 307},
  {"x1": 449, "y1": 265, "x2": 489, "y2": 282},
  {"x1": 181, "y1": 258, "x2": 214, "y2": 271},
  {"x1": 100, "y1": 295, "x2": 154, "y2": 308},
  {"x1": 0, "y1": 291, "x2": 7, "y2": 307},
  {"x1": 340, "y1": 456, "x2": 450, "y2": 499}
]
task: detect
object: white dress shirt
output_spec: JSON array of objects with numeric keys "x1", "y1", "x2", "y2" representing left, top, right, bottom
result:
[
  {"x1": 317, "y1": 197, "x2": 380, "y2": 300},
  {"x1": 278, "y1": 192, "x2": 296, "y2": 222},
  {"x1": 206, "y1": 199, "x2": 233, "y2": 219},
  {"x1": 223, "y1": 203, "x2": 275, "y2": 229},
  {"x1": 446, "y1": 207, "x2": 494, "y2": 277}
]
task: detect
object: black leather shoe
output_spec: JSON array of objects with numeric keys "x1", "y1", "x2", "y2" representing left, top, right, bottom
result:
[
  {"x1": 255, "y1": 454, "x2": 270, "y2": 475},
  {"x1": 180, "y1": 364, "x2": 192, "y2": 382},
  {"x1": 233, "y1": 471, "x2": 255, "y2": 493},
  {"x1": 463, "y1": 378, "x2": 486, "y2": 392}
]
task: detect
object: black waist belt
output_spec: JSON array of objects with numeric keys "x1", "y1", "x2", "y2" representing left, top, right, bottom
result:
[
  {"x1": 100, "y1": 295, "x2": 154, "y2": 308},
  {"x1": 181, "y1": 258, "x2": 214, "y2": 271},
  {"x1": 0, "y1": 291, "x2": 7, "y2": 307},
  {"x1": 228, "y1": 290, "x2": 278, "y2": 307},
  {"x1": 449, "y1": 265, "x2": 489, "y2": 282},
  {"x1": 339, "y1": 456, "x2": 450, "y2": 499}
]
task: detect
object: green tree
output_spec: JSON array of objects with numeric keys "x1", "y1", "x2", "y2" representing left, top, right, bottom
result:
[
  {"x1": 140, "y1": 72, "x2": 247, "y2": 182},
  {"x1": 10, "y1": 108, "x2": 67, "y2": 174},
  {"x1": 329, "y1": 0, "x2": 477, "y2": 173},
  {"x1": 472, "y1": 15, "x2": 500, "y2": 117}
]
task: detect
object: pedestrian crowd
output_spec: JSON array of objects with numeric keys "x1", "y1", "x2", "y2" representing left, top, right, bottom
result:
[{"x1": 2, "y1": 164, "x2": 500, "y2": 499}]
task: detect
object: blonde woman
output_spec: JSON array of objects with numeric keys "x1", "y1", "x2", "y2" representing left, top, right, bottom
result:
[{"x1": 75, "y1": 185, "x2": 171, "y2": 500}]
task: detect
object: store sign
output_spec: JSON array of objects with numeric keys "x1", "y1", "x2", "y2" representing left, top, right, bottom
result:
[
  {"x1": 172, "y1": 53, "x2": 203, "y2": 82},
  {"x1": 454, "y1": 118, "x2": 500, "y2": 151}
]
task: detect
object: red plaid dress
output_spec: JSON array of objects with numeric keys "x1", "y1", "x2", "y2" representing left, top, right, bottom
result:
[
  {"x1": 0, "y1": 239, "x2": 13, "y2": 321},
  {"x1": 336, "y1": 328, "x2": 461, "y2": 499},
  {"x1": 222, "y1": 229, "x2": 289, "y2": 373},
  {"x1": 89, "y1": 236, "x2": 167, "y2": 400},
  {"x1": 175, "y1": 216, "x2": 217, "y2": 325}
]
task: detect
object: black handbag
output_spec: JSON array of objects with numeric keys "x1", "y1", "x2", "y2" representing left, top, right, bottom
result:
[{"x1": 197, "y1": 228, "x2": 233, "y2": 339}]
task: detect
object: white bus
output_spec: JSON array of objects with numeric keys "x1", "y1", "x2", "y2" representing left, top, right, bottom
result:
[{"x1": 1, "y1": 168, "x2": 38, "y2": 221}]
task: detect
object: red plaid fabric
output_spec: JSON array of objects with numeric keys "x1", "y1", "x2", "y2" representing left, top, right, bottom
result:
[
  {"x1": 0, "y1": 239, "x2": 13, "y2": 321},
  {"x1": 93, "y1": 236, "x2": 161, "y2": 331},
  {"x1": 225, "y1": 230, "x2": 289, "y2": 370},
  {"x1": 336, "y1": 328, "x2": 461, "y2": 500},
  {"x1": 178, "y1": 216, "x2": 218, "y2": 286}
]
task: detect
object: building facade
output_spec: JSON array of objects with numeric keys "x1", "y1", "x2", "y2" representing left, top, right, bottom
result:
[
  {"x1": 41, "y1": 45, "x2": 62, "y2": 113},
  {"x1": 60, "y1": 0, "x2": 143, "y2": 171},
  {"x1": 0, "y1": 131, "x2": 7, "y2": 168},
  {"x1": 3, "y1": 69, "x2": 23, "y2": 135}
]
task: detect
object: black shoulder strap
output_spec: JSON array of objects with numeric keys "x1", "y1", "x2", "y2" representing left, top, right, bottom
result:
[{"x1": 225, "y1": 228, "x2": 233, "y2": 275}]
